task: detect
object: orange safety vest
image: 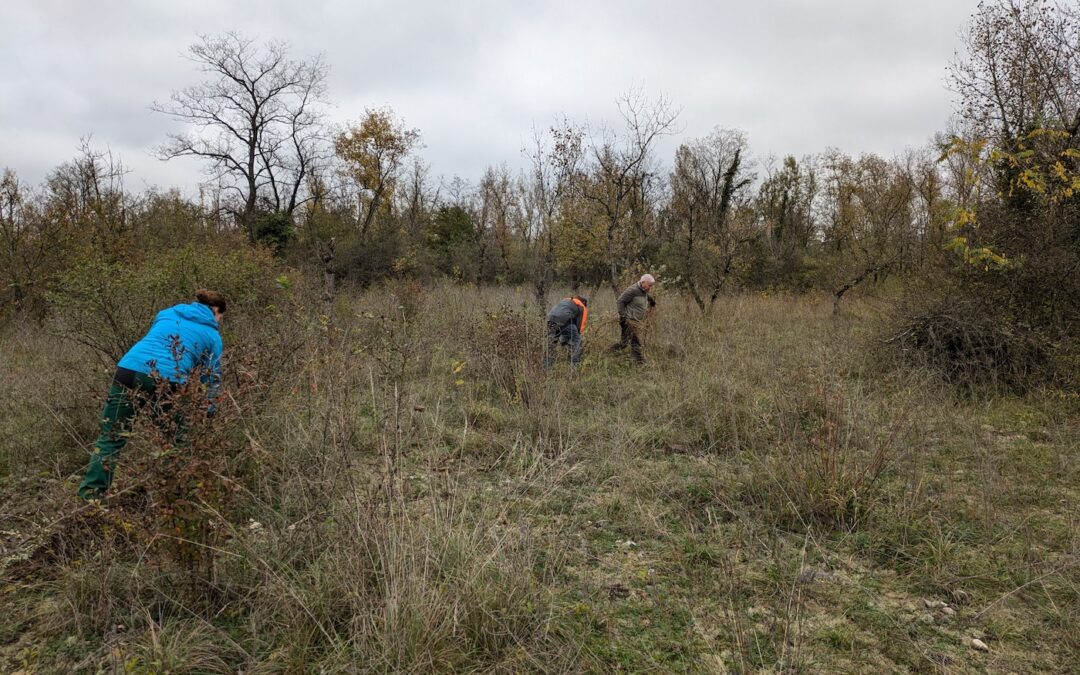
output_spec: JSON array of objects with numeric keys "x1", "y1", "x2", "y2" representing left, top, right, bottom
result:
[{"x1": 570, "y1": 297, "x2": 588, "y2": 334}]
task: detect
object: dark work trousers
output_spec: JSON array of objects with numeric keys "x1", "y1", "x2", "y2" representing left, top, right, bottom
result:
[
  {"x1": 78, "y1": 369, "x2": 181, "y2": 500},
  {"x1": 544, "y1": 320, "x2": 583, "y2": 368},
  {"x1": 612, "y1": 317, "x2": 645, "y2": 362}
]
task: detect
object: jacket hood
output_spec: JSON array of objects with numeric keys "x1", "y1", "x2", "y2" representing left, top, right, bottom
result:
[{"x1": 169, "y1": 302, "x2": 219, "y2": 329}]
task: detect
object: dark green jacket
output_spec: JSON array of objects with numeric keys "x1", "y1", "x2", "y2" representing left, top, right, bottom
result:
[{"x1": 617, "y1": 283, "x2": 653, "y2": 322}]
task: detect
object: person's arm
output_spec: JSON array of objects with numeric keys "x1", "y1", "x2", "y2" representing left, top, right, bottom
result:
[
  {"x1": 616, "y1": 286, "x2": 635, "y2": 317},
  {"x1": 200, "y1": 334, "x2": 223, "y2": 415}
]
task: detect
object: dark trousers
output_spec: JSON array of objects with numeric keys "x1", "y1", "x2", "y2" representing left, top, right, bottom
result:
[
  {"x1": 78, "y1": 370, "x2": 180, "y2": 500},
  {"x1": 611, "y1": 317, "x2": 644, "y2": 362},
  {"x1": 544, "y1": 321, "x2": 583, "y2": 368}
]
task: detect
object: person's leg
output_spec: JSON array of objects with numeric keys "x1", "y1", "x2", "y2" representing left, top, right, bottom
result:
[
  {"x1": 543, "y1": 321, "x2": 561, "y2": 369},
  {"x1": 78, "y1": 384, "x2": 136, "y2": 499},
  {"x1": 629, "y1": 322, "x2": 645, "y2": 363},
  {"x1": 567, "y1": 323, "x2": 583, "y2": 367},
  {"x1": 609, "y1": 318, "x2": 630, "y2": 352}
]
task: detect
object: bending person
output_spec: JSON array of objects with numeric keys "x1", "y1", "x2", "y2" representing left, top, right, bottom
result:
[
  {"x1": 544, "y1": 295, "x2": 588, "y2": 369},
  {"x1": 78, "y1": 290, "x2": 226, "y2": 500}
]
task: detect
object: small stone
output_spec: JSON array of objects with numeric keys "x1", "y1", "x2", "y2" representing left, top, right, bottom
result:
[
  {"x1": 941, "y1": 606, "x2": 956, "y2": 617},
  {"x1": 950, "y1": 589, "x2": 971, "y2": 606},
  {"x1": 923, "y1": 598, "x2": 946, "y2": 609},
  {"x1": 970, "y1": 638, "x2": 989, "y2": 652},
  {"x1": 797, "y1": 567, "x2": 836, "y2": 584}
]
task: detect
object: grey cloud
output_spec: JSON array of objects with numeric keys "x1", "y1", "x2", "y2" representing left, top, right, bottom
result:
[{"x1": 1, "y1": 0, "x2": 982, "y2": 192}]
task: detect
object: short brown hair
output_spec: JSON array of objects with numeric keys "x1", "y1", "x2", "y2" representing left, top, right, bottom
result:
[{"x1": 195, "y1": 289, "x2": 227, "y2": 313}]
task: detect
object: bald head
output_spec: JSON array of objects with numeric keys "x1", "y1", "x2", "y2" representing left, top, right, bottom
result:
[{"x1": 639, "y1": 274, "x2": 655, "y2": 292}]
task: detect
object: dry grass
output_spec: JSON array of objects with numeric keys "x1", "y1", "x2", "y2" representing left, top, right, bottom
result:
[{"x1": 1, "y1": 285, "x2": 1077, "y2": 672}]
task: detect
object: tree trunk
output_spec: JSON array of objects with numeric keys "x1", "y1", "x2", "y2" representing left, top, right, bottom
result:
[{"x1": 318, "y1": 237, "x2": 336, "y2": 316}]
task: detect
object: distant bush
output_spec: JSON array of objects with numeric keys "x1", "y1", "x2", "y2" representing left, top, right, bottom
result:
[
  {"x1": 49, "y1": 242, "x2": 279, "y2": 363},
  {"x1": 253, "y1": 210, "x2": 296, "y2": 252}
]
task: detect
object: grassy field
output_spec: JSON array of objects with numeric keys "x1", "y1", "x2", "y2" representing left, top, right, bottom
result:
[{"x1": 1, "y1": 285, "x2": 1077, "y2": 673}]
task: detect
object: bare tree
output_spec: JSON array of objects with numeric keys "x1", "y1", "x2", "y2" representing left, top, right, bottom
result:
[
  {"x1": 479, "y1": 165, "x2": 517, "y2": 281},
  {"x1": 396, "y1": 157, "x2": 438, "y2": 241},
  {"x1": 522, "y1": 119, "x2": 583, "y2": 305},
  {"x1": 153, "y1": 32, "x2": 328, "y2": 239},
  {"x1": 580, "y1": 89, "x2": 679, "y2": 294},
  {"x1": 44, "y1": 138, "x2": 131, "y2": 257},
  {"x1": 949, "y1": 0, "x2": 1080, "y2": 146},
  {"x1": 668, "y1": 128, "x2": 756, "y2": 312},
  {"x1": 901, "y1": 146, "x2": 951, "y2": 271},
  {"x1": 820, "y1": 152, "x2": 914, "y2": 313}
]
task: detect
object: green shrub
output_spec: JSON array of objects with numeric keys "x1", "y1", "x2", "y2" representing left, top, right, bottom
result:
[
  {"x1": 49, "y1": 243, "x2": 279, "y2": 363},
  {"x1": 254, "y1": 210, "x2": 296, "y2": 252}
]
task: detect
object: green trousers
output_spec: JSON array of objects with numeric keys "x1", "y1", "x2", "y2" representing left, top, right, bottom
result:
[{"x1": 78, "y1": 371, "x2": 171, "y2": 500}]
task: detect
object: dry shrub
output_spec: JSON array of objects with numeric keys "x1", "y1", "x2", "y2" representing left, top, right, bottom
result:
[
  {"x1": 467, "y1": 303, "x2": 543, "y2": 406},
  {"x1": 127, "y1": 619, "x2": 239, "y2": 674},
  {"x1": 887, "y1": 296, "x2": 1051, "y2": 392},
  {"x1": 239, "y1": 496, "x2": 578, "y2": 672},
  {"x1": 122, "y1": 383, "x2": 243, "y2": 592},
  {"x1": 743, "y1": 384, "x2": 913, "y2": 532}
]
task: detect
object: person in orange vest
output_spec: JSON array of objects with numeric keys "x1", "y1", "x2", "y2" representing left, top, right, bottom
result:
[{"x1": 544, "y1": 295, "x2": 588, "y2": 368}]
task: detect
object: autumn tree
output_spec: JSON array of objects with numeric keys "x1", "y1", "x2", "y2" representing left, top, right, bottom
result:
[
  {"x1": 950, "y1": 0, "x2": 1080, "y2": 148},
  {"x1": 153, "y1": 32, "x2": 328, "y2": 240},
  {"x1": 902, "y1": 146, "x2": 952, "y2": 271},
  {"x1": 42, "y1": 139, "x2": 131, "y2": 259},
  {"x1": 478, "y1": 165, "x2": 519, "y2": 281},
  {"x1": 0, "y1": 170, "x2": 69, "y2": 313},
  {"x1": 334, "y1": 107, "x2": 421, "y2": 240},
  {"x1": 893, "y1": 0, "x2": 1080, "y2": 387}
]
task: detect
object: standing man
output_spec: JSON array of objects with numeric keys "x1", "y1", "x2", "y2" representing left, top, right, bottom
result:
[
  {"x1": 544, "y1": 295, "x2": 588, "y2": 369},
  {"x1": 611, "y1": 274, "x2": 656, "y2": 363}
]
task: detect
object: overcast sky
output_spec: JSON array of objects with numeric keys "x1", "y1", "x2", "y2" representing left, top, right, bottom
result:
[{"x1": 1, "y1": 0, "x2": 981, "y2": 194}]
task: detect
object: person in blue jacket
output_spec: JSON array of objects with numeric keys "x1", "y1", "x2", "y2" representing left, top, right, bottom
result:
[{"x1": 78, "y1": 289, "x2": 227, "y2": 500}]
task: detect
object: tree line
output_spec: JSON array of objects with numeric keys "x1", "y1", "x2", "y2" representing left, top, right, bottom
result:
[{"x1": 2, "y1": 0, "x2": 1078, "y2": 387}]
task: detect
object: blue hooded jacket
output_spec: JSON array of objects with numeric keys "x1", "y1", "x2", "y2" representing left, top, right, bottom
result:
[{"x1": 118, "y1": 303, "x2": 222, "y2": 394}]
